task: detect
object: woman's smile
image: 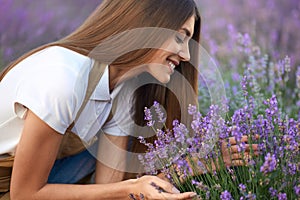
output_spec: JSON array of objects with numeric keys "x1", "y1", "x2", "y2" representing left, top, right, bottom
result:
[{"x1": 167, "y1": 59, "x2": 179, "y2": 74}]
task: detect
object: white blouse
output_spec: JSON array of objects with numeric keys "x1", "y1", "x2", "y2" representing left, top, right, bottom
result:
[{"x1": 0, "y1": 46, "x2": 134, "y2": 155}]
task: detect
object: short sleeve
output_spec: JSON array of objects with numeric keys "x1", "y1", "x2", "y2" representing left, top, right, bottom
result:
[
  {"x1": 102, "y1": 111, "x2": 135, "y2": 137},
  {"x1": 14, "y1": 65, "x2": 85, "y2": 134}
]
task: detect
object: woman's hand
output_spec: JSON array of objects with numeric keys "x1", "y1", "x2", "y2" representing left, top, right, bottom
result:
[
  {"x1": 188, "y1": 135, "x2": 260, "y2": 175},
  {"x1": 221, "y1": 135, "x2": 259, "y2": 167},
  {"x1": 129, "y1": 175, "x2": 197, "y2": 200}
]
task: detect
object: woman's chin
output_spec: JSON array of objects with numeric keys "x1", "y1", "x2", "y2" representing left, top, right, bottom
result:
[{"x1": 156, "y1": 76, "x2": 171, "y2": 84}]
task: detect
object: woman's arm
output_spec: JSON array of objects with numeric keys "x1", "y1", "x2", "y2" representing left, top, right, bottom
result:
[
  {"x1": 95, "y1": 133, "x2": 128, "y2": 183},
  {"x1": 10, "y1": 110, "x2": 126, "y2": 200},
  {"x1": 10, "y1": 110, "x2": 196, "y2": 200}
]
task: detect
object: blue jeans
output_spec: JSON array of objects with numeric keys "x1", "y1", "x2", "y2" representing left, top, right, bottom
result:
[{"x1": 48, "y1": 147, "x2": 96, "y2": 184}]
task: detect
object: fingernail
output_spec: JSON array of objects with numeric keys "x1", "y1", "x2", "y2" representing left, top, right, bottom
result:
[
  {"x1": 189, "y1": 192, "x2": 197, "y2": 197},
  {"x1": 172, "y1": 187, "x2": 180, "y2": 194}
]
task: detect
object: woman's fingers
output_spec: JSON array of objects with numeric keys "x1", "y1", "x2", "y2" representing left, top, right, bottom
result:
[
  {"x1": 228, "y1": 135, "x2": 246, "y2": 145},
  {"x1": 230, "y1": 159, "x2": 245, "y2": 166},
  {"x1": 228, "y1": 134, "x2": 260, "y2": 145},
  {"x1": 229, "y1": 144, "x2": 258, "y2": 153},
  {"x1": 230, "y1": 151, "x2": 259, "y2": 160},
  {"x1": 145, "y1": 176, "x2": 197, "y2": 200},
  {"x1": 159, "y1": 192, "x2": 197, "y2": 200}
]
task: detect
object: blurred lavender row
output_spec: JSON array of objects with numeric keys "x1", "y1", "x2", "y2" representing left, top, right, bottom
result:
[
  {"x1": 0, "y1": 0, "x2": 299, "y2": 69},
  {"x1": 198, "y1": 0, "x2": 300, "y2": 67},
  {"x1": 0, "y1": 0, "x2": 101, "y2": 68}
]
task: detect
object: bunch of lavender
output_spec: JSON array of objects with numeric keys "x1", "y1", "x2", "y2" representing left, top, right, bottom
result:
[{"x1": 138, "y1": 99, "x2": 299, "y2": 199}]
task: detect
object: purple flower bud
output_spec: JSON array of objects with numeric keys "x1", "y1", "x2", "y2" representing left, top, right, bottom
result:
[
  {"x1": 269, "y1": 187, "x2": 277, "y2": 197},
  {"x1": 192, "y1": 180, "x2": 208, "y2": 191},
  {"x1": 172, "y1": 119, "x2": 179, "y2": 127},
  {"x1": 188, "y1": 104, "x2": 197, "y2": 116},
  {"x1": 220, "y1": 190, "x2": 233, "y2": 200},
  {"x1": 129, "y1": 193, "x2": 136, "y2": 200},
  {"x1": 144, "y1": 107, "x2": 155, "y2": 127},
  {"x1": 294, "y1": 185, "x2": 300, "y2": 196},
  {"x1": 288, "y1": 163, "x2": 297, "y2": 175},
  {"x1": 245, "y1": 193, "x2": 256, "y2": 200},
  {"x1": 150, "y1": 182, "x2": 164, "y2": 193},
  {"x1": 277, "y1": 192, "x2": 287, "y2": 200},
  {"x1": 260, "y1": 153, "x2": 277, "y2": 174},
  {"x1": 239, "y1": 184, "x2": 246, "y2": 192},
  {"x1": 153, "y1": 101, "x2": 166, "y2": 123},
  {"x1": 139, "y1": 193, "x2": 145, "y2": 200},
  {"x1": 206, "y1": 191, "x2": 210, "y2": 199}
]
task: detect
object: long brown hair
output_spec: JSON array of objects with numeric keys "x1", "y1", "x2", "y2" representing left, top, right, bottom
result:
[{"x1": 1, "y1": 0, "x2": 201, "y2": 126}]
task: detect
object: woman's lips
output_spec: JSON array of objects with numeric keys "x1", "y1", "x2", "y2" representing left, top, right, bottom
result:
[{"x1": 167, "y1": 59, "x2": 178, "y2": 73}]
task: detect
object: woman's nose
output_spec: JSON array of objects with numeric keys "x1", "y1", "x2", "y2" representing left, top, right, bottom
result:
[{"x1": 178, "y1": 42, "x2": 191, "y2": 62}]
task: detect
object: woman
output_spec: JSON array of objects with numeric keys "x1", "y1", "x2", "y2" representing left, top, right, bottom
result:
[{"x1": 0, "y1": 0, "x2": 200, "y2": 199}]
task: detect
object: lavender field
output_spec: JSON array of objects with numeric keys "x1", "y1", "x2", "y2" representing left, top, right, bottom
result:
[
  {"x1": 0, "y1": 0, "x2": 102, "y2": 67},
  {"x1": 1, "y1": 1, "x2": 299, "y2": 68},
  {"x1": 0, "y1": 0, "x2": 299, "y2": 199}
]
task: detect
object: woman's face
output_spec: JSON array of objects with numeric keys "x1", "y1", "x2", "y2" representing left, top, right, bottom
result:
[{"x1": 146, "y1": 15, "x2": 195, "y2": 83}]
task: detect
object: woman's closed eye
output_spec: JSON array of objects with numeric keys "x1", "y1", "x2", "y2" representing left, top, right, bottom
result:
[{"x1": 175, "y1": 34, "x2": 185, "y2": 44}]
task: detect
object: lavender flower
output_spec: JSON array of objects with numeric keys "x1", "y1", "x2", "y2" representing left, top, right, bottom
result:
[
  {"x1": 237, "y1": 33, "x2": 252, "y2": 54},
  {"x1": 220, "y1": 190, "x2": 233, "y2": 200},
  {"x1": 241, "y1": 75, "x2": 248, "y2": 96},
  {"x1": 268, "y1": 187, "x2": 277, "y2": 197},
  {"x1": 144, "y1": 107, "x2": 155, "y2": 127},
  {"x1": 264, "y1": 95, "x2": 279, "y2": 122},
  {"x1": 238, "y1": 184, "x2": 246, "y2": 192},
  {"x1": 245, "y1": 193, "x2": 256, "y2": 200},
  {"x1": 287, "y1": 163, "x2": 297, "y2": 175},
  {"x1": 188, "y1": 104, "x2": 197, "y2": 116},
  {"x1": 260, "y1": 153, "x2": 277, "y2": 174},
  {"x1": 191, "y1": 180, "x2": 209, "y2": 191},
  {"x1": 150, "y1": 182, "x2": 163, "y2": 193},
  {"x1": 153, "y1": 101, "x2": 166, "y2": 123},
  {"x1": 139, "y1": 193, "x2": 145, "y2": 200},
  {"x1": 283, "y1": 56, "x2": 291, "y2": 82},
  {"x1": 174, "y1": 158, "x2": 191, "y2": 179},
  {"x1": 129, "y1": 193, "x2": 136, "y2": 200},
  {"x1": 205, "y1": 191, "x2": 210, "y2": 199},
  {"x1": 294, "y1": 185, "x2": 300, "y2": 196},
  {"x1": 173, "y1": 123, "x2": 189, "y2": 144},
  {"x1": 277, "y1": 193, "x2": 287, "y2": 200}
]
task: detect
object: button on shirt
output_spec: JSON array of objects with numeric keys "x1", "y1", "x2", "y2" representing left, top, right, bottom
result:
[{"x1": 0, "y1": 46, "x2": 132, "y2": 155}]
